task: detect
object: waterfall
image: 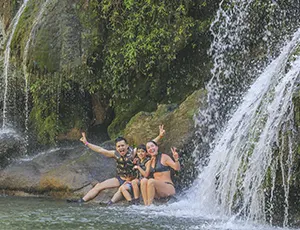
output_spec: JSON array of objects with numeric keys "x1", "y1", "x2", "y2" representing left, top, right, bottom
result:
[
  {"x1": 193, "y1": 0, "x2": 265, "y2": 168},
  {"x1": 2, "y1": 0, "x2": 29, "y2": 129},
  {"x1": 190, "y1": 0, "x2": 300, "y2": 226},
  {"x1": 23, "y1": 0, "x2": 52, "y2": 149},
  {"x1": 0, "y1": 20, "x2": 5, "y2": 54},
  {"x1": 195, "y1": 0, "x2": 300, "y2": 153}
]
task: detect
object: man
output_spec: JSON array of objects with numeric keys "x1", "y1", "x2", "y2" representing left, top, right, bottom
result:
[{"x1": 67, "y1": 125, "x2": 165, "y2": 203}]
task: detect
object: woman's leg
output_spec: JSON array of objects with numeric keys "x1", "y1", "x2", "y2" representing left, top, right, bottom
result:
[
  {"x1": 131, "y1": 179, "x2": 140, "y2": 200},
  {"x1": 155, "y1": 182, "x2": 175, "y2": 198},
  {"x1": 83, "y1": 177, "x2": 120, "y2": 201},
  {"x1": 147, "y1": 179, "x2": 175, "y2": 205},
  {"x1": 146, "y1": 178, "x2": 156, "y2": 205},
  {"x1": 140, "y1": 178, "x2": 149, "y2": 205}
]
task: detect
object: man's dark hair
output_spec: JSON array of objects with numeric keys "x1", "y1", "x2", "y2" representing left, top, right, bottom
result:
[{"x1": 115, "y1": 136, "x2": 128, "y2": 144}]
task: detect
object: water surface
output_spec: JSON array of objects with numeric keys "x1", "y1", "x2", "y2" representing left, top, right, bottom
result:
[{"x1": 0, "y1": 196, "x2": 292, "y2": 230}]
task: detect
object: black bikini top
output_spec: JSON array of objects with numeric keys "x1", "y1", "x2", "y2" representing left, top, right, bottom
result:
[{"x1": 150, "y1": 153, "x2": 170, "y2": 173}]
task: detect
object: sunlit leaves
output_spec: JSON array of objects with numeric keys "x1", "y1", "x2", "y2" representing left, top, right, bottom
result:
[{"x1": 97, "y1": 0, "x2": 198, "y2": 99}]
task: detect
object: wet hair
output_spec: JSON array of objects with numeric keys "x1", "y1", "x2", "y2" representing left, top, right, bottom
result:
[
  {"x1": 146, "y1": 140, "x2": 158, "y2": 146},
  {"x1": 115, "y1": 136, "x2": 128, "y2": 144},
  {"x1": 137, "y1": 144, "x2": 147, "y2": 152}
]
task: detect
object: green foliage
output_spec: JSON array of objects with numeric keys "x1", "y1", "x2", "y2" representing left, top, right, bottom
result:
[
  {"x1": 87, "y1": 0, "x2": 217, "y2": 134},
  {"x1": 29, "y1": 72, "x2": 90, "y2": 144},
  {"x1": 30, "y1": 76, "x2": 61, "y2": 144},
  {"x1": 99, "y1": 0, "x2": 197, "y2": 98},
  {"x1": 10, "y1": 0, "x2": 42, "y2": 61},
  {"x1": 10, "y1": 0, "x2": 219, "y2": 143}
]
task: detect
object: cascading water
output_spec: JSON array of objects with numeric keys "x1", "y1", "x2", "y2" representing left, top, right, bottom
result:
[
  {"x1": 194, "y1": 0, "x2": 298, "y2": 160},
  {"x1": 22, "y1": 0, "x2": 52, "y2": 149},
  {"x1": 0, "y1": 21, "x2": 4, "y2": 56},
  {"x1": 192, "y1": 29, "x2": 300, "y2": 223},
  {"x1": 1, "y1": 0, "x2": 300, "y2": 229},
  {"x1": 193, "y1": 0, "x2": 268, "y2": 168},
  {"x1": 1, "y1": 0, "x2": 29, "y2": 129},
  {"x1": 188, "y1": 0, "x2": 300, "y2": 227}
]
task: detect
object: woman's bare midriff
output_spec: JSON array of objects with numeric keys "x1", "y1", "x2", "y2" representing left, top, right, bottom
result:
[{"x1": 153, "y1": 171, "x2": 173, "y2": 183}]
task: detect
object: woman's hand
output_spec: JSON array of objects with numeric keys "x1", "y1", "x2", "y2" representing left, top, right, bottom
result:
[
  {"x1": 171, "y1": 147, "x2": 179, "y2": 161},
  {"x1": 159, "y1": 124, "x2": 165, "y2": 138}
]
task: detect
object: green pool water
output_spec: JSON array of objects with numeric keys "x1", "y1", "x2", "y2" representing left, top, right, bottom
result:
[{"x1": 0, "y1": 196, "x2": 292, "y2": 230}]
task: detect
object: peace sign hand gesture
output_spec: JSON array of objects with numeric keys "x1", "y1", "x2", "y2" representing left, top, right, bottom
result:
[
  {"x1": 159, "y1": 124, "x2": 165, "y2": 138},
  {"x1": 171, "y1": 147, "x2": 179, "y2": 162}
]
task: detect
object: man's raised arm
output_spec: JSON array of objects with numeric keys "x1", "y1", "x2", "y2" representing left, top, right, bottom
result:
[{"x1": 80, "y1": 132, "x2": 115, "y2": 158}]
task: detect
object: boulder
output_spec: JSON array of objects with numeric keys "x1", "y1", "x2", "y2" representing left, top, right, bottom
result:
[
  {"x1": 0, "y1": 89, "x2": 207, "y2": 200},
  {"x1": 123, "y1": 89, "x2": 207, "y2": 190},
  {"x1": 123, "y1": 89, "x2": 207, "y2": 153},
  {"x1": 0, "y1": 129, "x2": 26, "y2": 168},
  {"x1": 0, "y1": 142, "x2": 118, "y2": 202}
]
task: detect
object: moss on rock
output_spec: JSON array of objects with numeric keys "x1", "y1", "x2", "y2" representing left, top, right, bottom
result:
[{"x1": 123, "y1": 89, "x2": 206, "y2": 151}]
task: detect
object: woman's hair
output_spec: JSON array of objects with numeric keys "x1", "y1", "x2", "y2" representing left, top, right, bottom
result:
[
  {"x1": 115, "y1": 136, "x2": 128, "y2": 144},
  {"x1": 137, "y1": 144, "x2": 147, "y2": 152},
  {"x1": 146, "y1": 140, "x2": 158, "y2": 146}
]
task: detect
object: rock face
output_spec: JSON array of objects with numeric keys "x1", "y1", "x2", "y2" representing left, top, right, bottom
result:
[
  {"x1": 0, "y1": 0, "x2": 14, "y2": 31},
  {"x1": 0, "y1": 130, "x2": 26, "y2": 168},
  {"x1": 123, "y1": 90, "x2": 207, "y2": 153},
  {"x1": 123, "y1": 89, "x2": 207, "y2": 189},
  {"x1": 0, "y1": 0, "x2": 217, "y2": 145},
  {"x1": 0, "y1": 143, "x2": 117, "y2": 202},
  {"x1": 0, "y1": 89, "x2": 206, "y2": 201},
  {"x1": 0, "y1": 0, "x2": 114, "y2": 144}
]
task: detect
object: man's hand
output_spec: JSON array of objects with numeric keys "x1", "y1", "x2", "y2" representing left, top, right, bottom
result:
[{"x1": 80, "y1": 132, "x2": 87, "y2": 144}]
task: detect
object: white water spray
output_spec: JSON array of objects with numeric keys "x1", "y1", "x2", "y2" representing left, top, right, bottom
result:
[
  {"x1": 185, "y1": 0, "x2": 300, "y2": 226},
  {"x1": 193, "y1": 0, "x2": 258, "y2": 164},
  {"x1": 22, "y1": 0, "x2": 52, "y2": 149},
  {"x1": 2, "y1": 0, "x2": 29, "y2": 128},
  {"x1": 190, "y1": 27, "x2": 300, "y2": 226}
]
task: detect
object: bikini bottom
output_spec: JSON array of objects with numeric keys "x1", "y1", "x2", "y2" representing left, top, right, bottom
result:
[{"x1": 164, "y1": 181, "x2": 174, "y2": 188}]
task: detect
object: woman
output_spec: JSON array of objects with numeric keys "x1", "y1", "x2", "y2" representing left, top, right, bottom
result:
[{"x1": 140, "y1": 141, "x2": 180, "y2": 205}]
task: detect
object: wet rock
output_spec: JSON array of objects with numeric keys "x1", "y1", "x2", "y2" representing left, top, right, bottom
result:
[
  {"x1": 0, "y1": 0, "x2": 14, "y2": 31},
  {"x1": 0, "y1": 130, "x2": 26, "y2": 168},
  {"x1": 121, "y1": 89, "x2": 208, "y2": 191},
  {"x1": 0, "y1": 142, "x2": 118, "y2": 201},
  {"x1": 123, "y1": 89, "x2": 207, "y2": 153}
]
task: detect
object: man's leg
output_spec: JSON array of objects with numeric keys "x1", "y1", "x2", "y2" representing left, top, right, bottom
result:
[{"x1": 82, "y1": 177, "x2": 120, "y2": 202}]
